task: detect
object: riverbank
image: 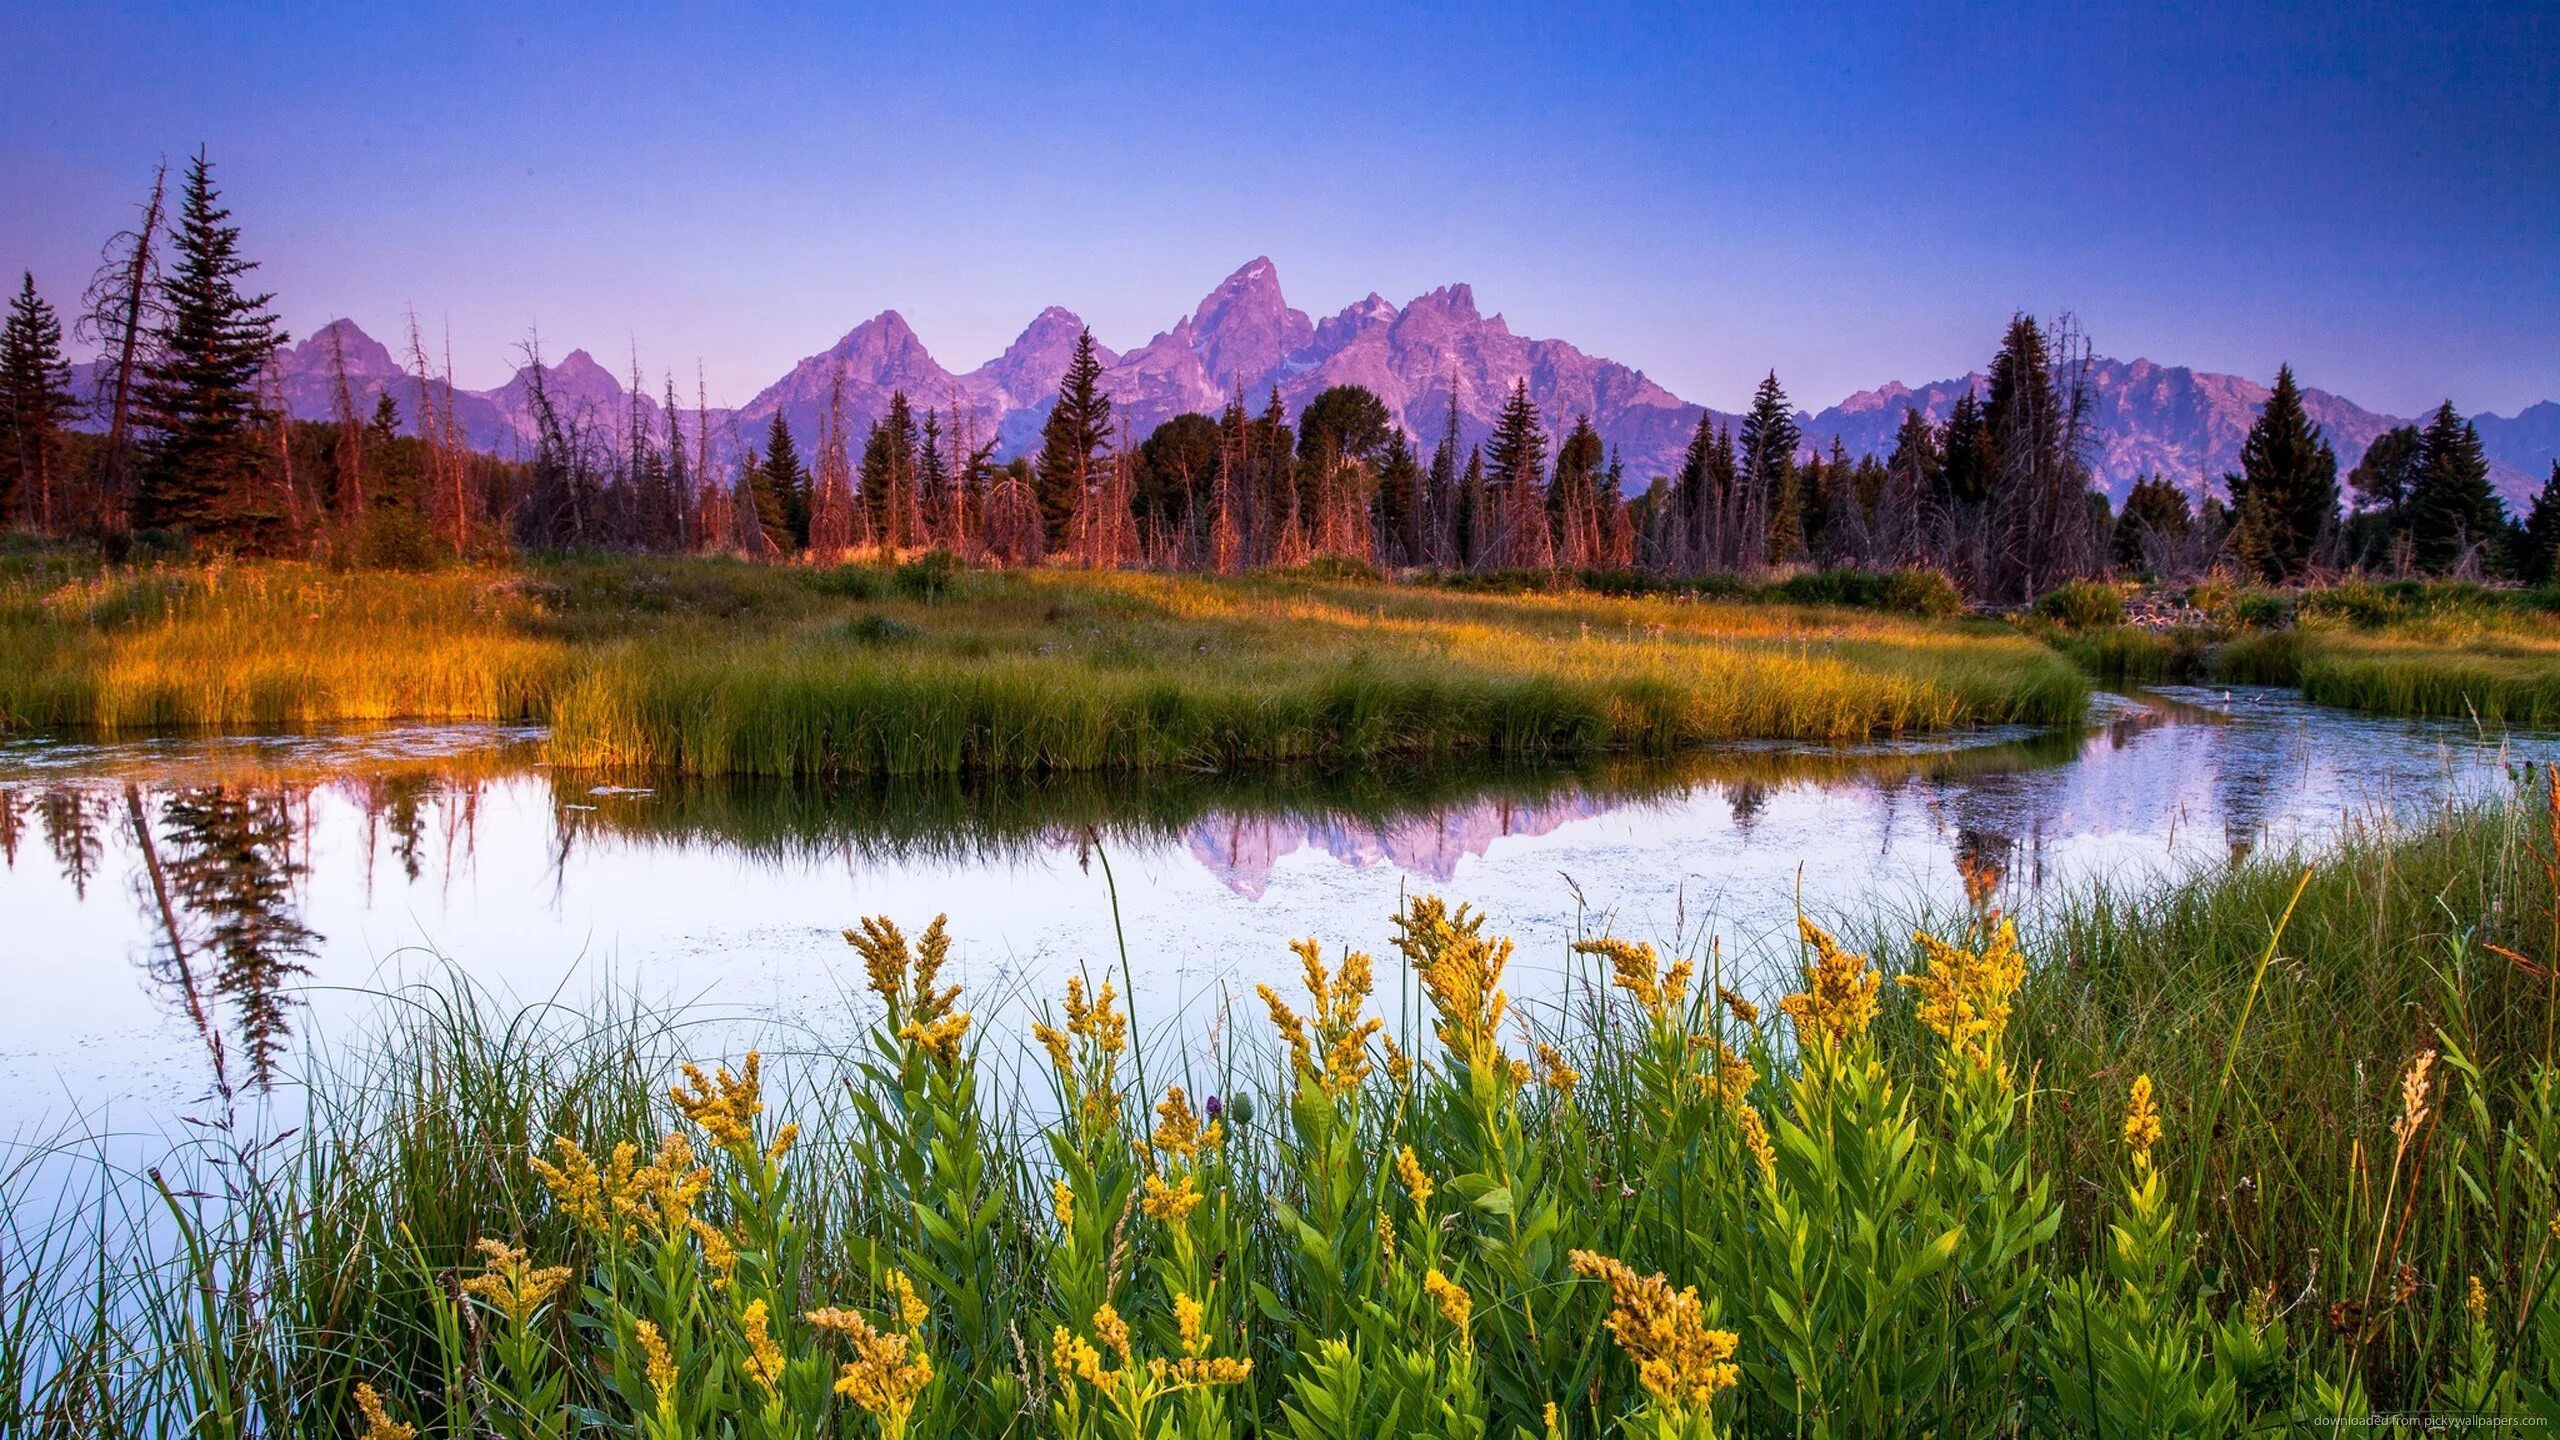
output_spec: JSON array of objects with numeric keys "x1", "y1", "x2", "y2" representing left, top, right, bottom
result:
[
  {"x1": 0, "y1": 556, "x2": 2087, "y2": 775},
  {"x1": 4, "y1": 782, "x2": 2553, "y2": 1433},
  {"x1": 2026, "y1": 578, "x2": 2560, "y2": 725}
]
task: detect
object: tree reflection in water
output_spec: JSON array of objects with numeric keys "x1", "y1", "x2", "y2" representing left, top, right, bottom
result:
[{"x1": 130, "y1": 785, "x2": 320, "y2": 1089}]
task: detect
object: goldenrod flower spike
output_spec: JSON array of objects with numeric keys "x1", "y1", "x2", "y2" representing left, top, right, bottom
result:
[
  {"x1": 634, "y1": 1319, "x2": 678, "y2": 1406},
  {"x1": 1536, "y1": 1042, "x2": 1581, "y2": 1094},
  {"x1": 1566, "y1": 1250, "x2": 1740, "y2": 1416},
  {"x1": 669, "y1": 1051, "x2": 763, "y2": 1154},
  {"x1": 460, "y1": 1238, "x2": 570, "y2": 1325},
  {"x1": 353, "y1": 1383, "x2": 415, "y2": 1440},
  {"x1": 742, "y1": 1298, "x2": 787, "y2": 1393},
  {"x1": 1395, "y1": 1145, "x2": 1435, "y2": 1211},
  {"x1": 1140, "y1": 1171, "x2": 1203, "y2": 1224},
  {"x1": 1576, "y1": 935, "x2": 1693, "y2": 1022},
  {"x1": 1394, "y1": 896, "x2": 1515, "y2": 1078},
  {"x1": 1715, "y1": 984, "x2": 1759, "y2": 1024},
  {"x1": 1778, "y1": 918, "x2": 1880, "y2": 1053},
  {"x1": 1735, "y1": 1104, "x2": 1777, "y2": 1175},
  {"x1": 1900, "y1": 920, "x2": 2027, "y2": 1067},
  {"x1": 1424, "y1": 1267, "x2": 1474, "y2": 1338},
  {"x1": 807, "y1": 1304, "x2": 935, "y2": 1430},
  {"x1": 2124, "y1": 1073, "x2": 2162, "y2": 1163}
]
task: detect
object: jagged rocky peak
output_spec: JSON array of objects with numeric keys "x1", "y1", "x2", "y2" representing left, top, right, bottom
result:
[
  {"x1": 1187, "y1": 257, "x2": 1313, "y2": 387},
  {"x1": 1311, "y1": 292, "x2": 1399, "y2": 354},
  {"x1": 974, "y1": 304, "x2": 1114, "y2": 406}
]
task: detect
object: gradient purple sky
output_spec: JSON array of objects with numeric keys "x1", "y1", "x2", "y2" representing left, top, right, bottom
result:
[{"x1": 3, "y1": 2, "x2": 2553, "y2": 416}]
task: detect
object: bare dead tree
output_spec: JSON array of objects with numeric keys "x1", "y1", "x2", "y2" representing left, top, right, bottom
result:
[
  {"x1": 77, "y1": 161, "x2": 168, "y2": 536},
  {"x1": 327, "y1": 324, "x2": 364, "y2": 537}
]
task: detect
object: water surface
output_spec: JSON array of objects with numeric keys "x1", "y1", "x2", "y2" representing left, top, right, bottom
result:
[{"x1": 2, "y1": 688, "x2": 2548, "y2": 1132}]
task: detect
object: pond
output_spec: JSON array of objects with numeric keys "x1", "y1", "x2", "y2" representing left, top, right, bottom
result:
[{"x1": 2, "y1": 687, "x2": 2551, "y2": 1135}]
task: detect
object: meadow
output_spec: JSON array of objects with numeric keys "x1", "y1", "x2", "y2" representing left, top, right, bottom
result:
[
  {"x1": 5, "y1": 779, "x2": 2557, "y2": 1436},
  {"x1": 0, "y1": 555, "x2": 2088, "y2": 776}
]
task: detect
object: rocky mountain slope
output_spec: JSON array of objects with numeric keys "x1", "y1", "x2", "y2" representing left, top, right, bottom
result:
[{"x1": 114, "y1": 259, "x2": 2552, "y2": 505}]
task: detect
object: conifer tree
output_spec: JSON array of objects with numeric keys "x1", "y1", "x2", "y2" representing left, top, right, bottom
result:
[
  {"x1": 1673, "y1": 408, "x2": 1719, "y2": 571},
  {"x1": 0, "y1": 272, "x2": 79, "y2": 531},
  {"x1": 1375, "y1": 427, "x2": 1423, "y2": 565},
  {"x1": 1484, "y1": 381, "x2": 1551, "y2": 567},
  {"x1": 2405, "y1": 401, "x2": 2504, "y2": 573},
  {"x1": 761, "y1": 412, "x2": 809, "y2": 550},
  {"x1": 2345, "y1": 422, "x2": 2422, "y2": 569},
  {"x1": 2222, "y1": 365, "x2": 2339, "y2": 581},
  {"x1": 1879, "y1": 406, "x2": 1941, "y2": 567},
  {"x1": 2519, "y1": 462, "x2": 2560, "y2": 588},
  {"x1": 1549, "y1": 413, "x2": 1606, "y2": 567},
  {"x1": 1739, "y1": 371, "x2": 1799, "y2": 568},
  {"x1": 2114, "y1": 475, "x2": 2195, "y2": 574},
  {"x1": 1426, "y1": 376, "x2": 1462, "y2": 567},
  {"x1": 132, "y1": 150, "x2": 286, "y2": 543},
  {"x1": 1035, "y1": 328, "x2": 1112, "y2": 548},
  {"x1": 1457, "y1": 447, "x2": 1487, "y2": 570}
]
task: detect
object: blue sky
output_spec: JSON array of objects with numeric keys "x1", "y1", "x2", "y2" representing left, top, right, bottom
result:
[{"x1": 2, "y1": 1, "x2": 2552, "y2": 416}]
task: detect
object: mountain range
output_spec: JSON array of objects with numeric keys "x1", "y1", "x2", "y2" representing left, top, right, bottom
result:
[{"x1": 121, "y1": 258, "x2": 2559, "y2": 507}]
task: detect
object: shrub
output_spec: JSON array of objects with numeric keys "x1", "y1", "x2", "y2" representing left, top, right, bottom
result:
[
  {"x1": 893, "y1": 549, "x2": 965, "y2": 602},
  {"x1": 845, "y1": 613, "x2": 919, "y2": 646},
  {"x1": 2033, "y1": 580, "x2": 2125, "y2": 630}
]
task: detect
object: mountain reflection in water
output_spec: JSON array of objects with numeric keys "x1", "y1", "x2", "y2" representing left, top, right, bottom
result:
[{"x1": 0, "y1": 688, "x2": 2550, "y2": 1121}]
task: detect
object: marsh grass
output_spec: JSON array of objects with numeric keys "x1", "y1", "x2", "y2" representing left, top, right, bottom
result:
[
  {"x1": 0, "y1": 559, "x2": 2088, "y2": 776},
  {"x1": 9, "y1": 784, "x2": 2560, "y2": 1435}
]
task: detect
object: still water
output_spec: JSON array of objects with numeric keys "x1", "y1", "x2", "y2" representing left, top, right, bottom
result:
[{"x1": 1, "y1": 688, "x2": 2550, "y2": 1133}]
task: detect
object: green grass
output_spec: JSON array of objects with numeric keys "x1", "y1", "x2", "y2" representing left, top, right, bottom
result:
[{"x1": 0, "y1": 557, "x2": 2088, "y2": 775}]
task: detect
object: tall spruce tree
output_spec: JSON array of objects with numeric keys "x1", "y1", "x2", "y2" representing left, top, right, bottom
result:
[
  {"x1": 1739, "y1": 371, "x2": 1800, "y2": 567},
  {"x1": 762, "y1": 413, "x2": 809, "y2": 550},
  {"x1": 2406, "y1": 401, "x2": 2503, "y2": 573},
  {"x1": 1035, "y1": 328, "x2": 1112, "y2": 547},
  {"x1": 1483, "y1": 381, "x2": 1550, "y2": 567},
  {"x1": 1549, "y1": 413, "x2": 1606, "y2": 566},
  {"x1": 131, "y1": 150, "x2": 286, "y2": 544},
  {"x1": 2224, "y1": 365, "x2": 2340, "y2": 581},
  {"x1": 0, "y1": 272, "x2": 78, "y2": 531},
  {"x1": 1375, "y1": 428, "x2": 1423, "y2": 565},
  {"x1": 1673, "y1": 408, "x2": 1718, "y2": 570}
]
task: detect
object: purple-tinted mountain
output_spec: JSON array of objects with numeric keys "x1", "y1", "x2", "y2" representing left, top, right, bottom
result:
[
  {"x1": 113, "y1": 257, "x2": 2553, "y2": 507},
  {"x1": 1805, "y1": 359, "x2": 2542, "y2": 505}
]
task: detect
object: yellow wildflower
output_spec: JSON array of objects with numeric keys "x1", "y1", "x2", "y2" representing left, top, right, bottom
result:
[
  {"x1": 2394, "y1": 1048, "x2": 2438, "y2": 1148},
  {"x1": 1093, "y1": 1304, "x2": 1134, "y2": 1369},
  {"x1": 1151, "y1": 1087, "x2": 1222, "y2": 1160},
  {"x1": 1536, "y1": 1042, "x2": 1581, "y2": 1095},
  {"x1": 1052, "y1": 1178, "x2": 1076, "y2": 1228},
  {"x1": 1778, "y1": 918, "x2": 1880, "y2": 1053},
  {"x1": 1175, "y1": 1292, "x2": 1210, "y2": 1356},
  {"x1": 460, "y1": 1238, "x2": 570, "y2": 1325},
  {"x1": 1715, "y1": 985, "x2": 1759, "y2": 1025},
  {"x1": 1424, "y1": 1267, "x2": 1473, "y2": 1337},
  {"x1": 1577, "y1": 935, "x2": 1694, "y2": 1021},
  {"x1": 846, "y1": 914, "x2": 960, "y2": 1026},
  {"x1": 353, "y1": 1382, "x2": 414, "y2": 1440},
  {"x1": 2467, "y1": 1274, "x2": 2489, "y2": 1324},
  {"x1": 807, "y1": 1305, "x2": 934, "y2": 1432},
  {"x1": 1900, "y1": 920, "x2": 2027, "y2": 1067},
  {"x1": 1544, "y1": 1400, "x2": 1562, "y2": 1438},
  {"x1": 1259, "y1": 940, "x2": 1383, "y2": 1097},
  {"x1": 669, "y1": 1051, "x2": 763, "y2": 1155},
  {"x1": 1382, "y1": 1033, "x2": 1414, "y2": 1088},
  {"x1": 621, "y1": 1132, "x2": 710, "y2": 1238},
  {"x1": 1053, "y1": 1324, "x2": 1104, "y2": 1385},
  {"x1": 529, "y1": 1135, "x2": 639, "y2": 1240},
  {"x1": 1394, "y1": 896, "x2": 1514, "y2": 1078},
  {"x1": 1567, "y1": 1251, "x2": 1740, "y2": 1416},
  {"x1": 1709, "y1": 1039, "x2": 1757, "y2": 1107},
  {"x1": 689, "y1": 1217, "x2": 738, "y2": 1288},
  {"x1": 1377, "y1": 1205, "x2": 1398, "y2": 1263},
  {"x1": 886, "y1": 1269, "x2": 929, "y2": 1332},
  {"x1": 766, "y1": 1122, "x2": 800, "y2": 1161},
  {"x1": 1735, "y1": 1104, "x2": 1776, "y2": 1175},
  {"x1": 742, "y1": 1298, "x2": 787, "y2": 1393},
  {"x1": 1395, "y1": 1145, "x2": 1435, "y2": 1211},
  {"x1": 1140, "y1": 1171, "x2": 1202, "y2": 1224},
  {"x1": 899, "y1": 1010, "x2": 973, "y2": 1068},
  {"x1": 2124, "y1": 1074, "x2": 2162, "y2": 1163},
  {"x1": 634, "y1": 1319, "x2": 678, "y2": 1406}
]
